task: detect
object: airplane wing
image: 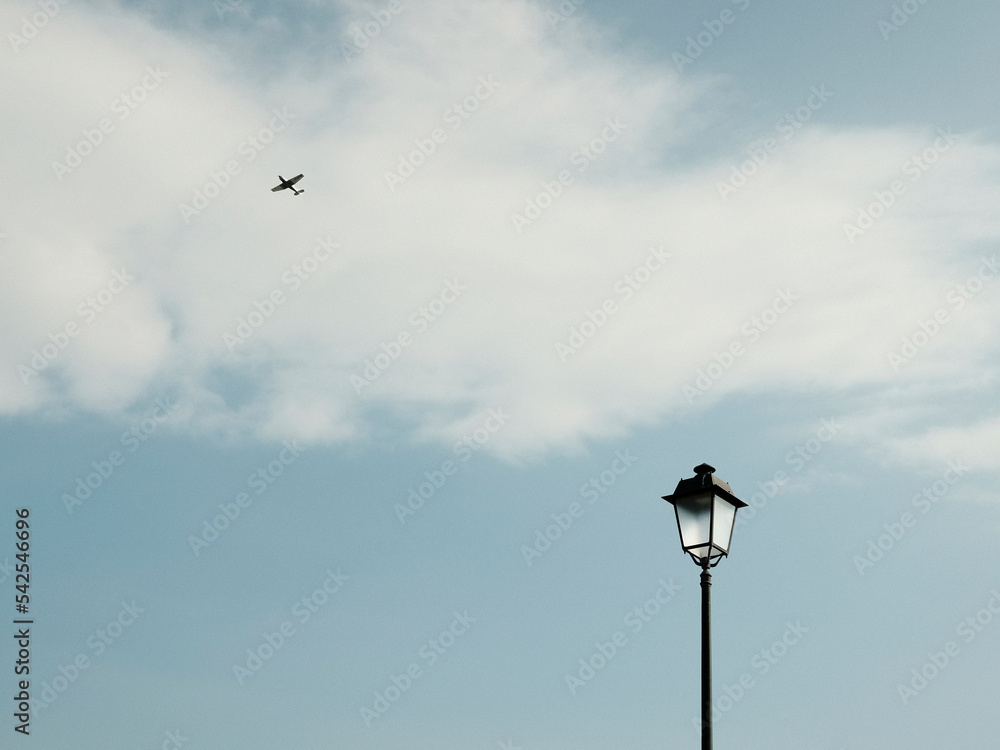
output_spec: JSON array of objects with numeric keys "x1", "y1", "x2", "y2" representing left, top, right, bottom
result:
[
  {"x1": 271, "y1": 184, "x2": 286, "y2": 192},
  {"x1": 287, "y1": 174, "x2": 303, "y2": 186}
]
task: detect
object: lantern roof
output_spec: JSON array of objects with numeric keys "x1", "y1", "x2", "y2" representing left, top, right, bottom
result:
[{"x1": 663, "y1": 463, "x2": 747, "y2": 509}]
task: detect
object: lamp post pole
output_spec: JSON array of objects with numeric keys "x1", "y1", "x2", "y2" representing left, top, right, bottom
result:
[{"x1": 701, "y1": 562, "x2": 712, "y2": 750}]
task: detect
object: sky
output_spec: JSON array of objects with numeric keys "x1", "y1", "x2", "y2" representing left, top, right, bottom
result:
[{"x1": 1, "y1": 0, "x2": 1000, "y2": 748}]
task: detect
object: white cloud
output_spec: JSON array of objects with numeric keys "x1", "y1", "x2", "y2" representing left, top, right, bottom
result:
[{"x1": 3, "y1": 0, "x2": 1000, "y2": 462}]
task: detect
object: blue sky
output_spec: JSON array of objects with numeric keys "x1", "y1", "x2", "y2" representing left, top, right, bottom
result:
[{"x1": 2, "y1": 0, "x2": 1000, "y2": 748}]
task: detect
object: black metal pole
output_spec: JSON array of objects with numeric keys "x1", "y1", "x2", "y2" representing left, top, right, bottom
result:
[{"x1": 701, "y1": 563, "x2": 712, "y2": 750}]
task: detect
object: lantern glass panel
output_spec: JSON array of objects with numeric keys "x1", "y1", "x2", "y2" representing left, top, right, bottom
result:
[
  {"x1": 711, "y1": 496, "x2": 737, "y2": 553},
  {"x1": 675, "y1": 491, "x2": 712, "y2": 553}
]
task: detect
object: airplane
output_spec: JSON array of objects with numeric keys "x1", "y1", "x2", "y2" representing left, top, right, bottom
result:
[{"x1": 271, "y1": 174, "x2": 305, "y2": 195}]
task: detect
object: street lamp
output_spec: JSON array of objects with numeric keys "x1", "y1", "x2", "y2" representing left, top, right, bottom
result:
[{"x1": 662, "y1": 463, "x2": 747, "y2": 750}]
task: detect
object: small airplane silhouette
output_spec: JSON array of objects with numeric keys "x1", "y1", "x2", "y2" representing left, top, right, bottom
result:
[{"x1": 271, "y1": 174, "x2": 304, "y2": 195}]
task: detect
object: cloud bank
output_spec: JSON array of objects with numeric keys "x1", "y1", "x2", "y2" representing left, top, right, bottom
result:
[{"x1": 3, "y1": 0, "x2": 999, "y2": 463}]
